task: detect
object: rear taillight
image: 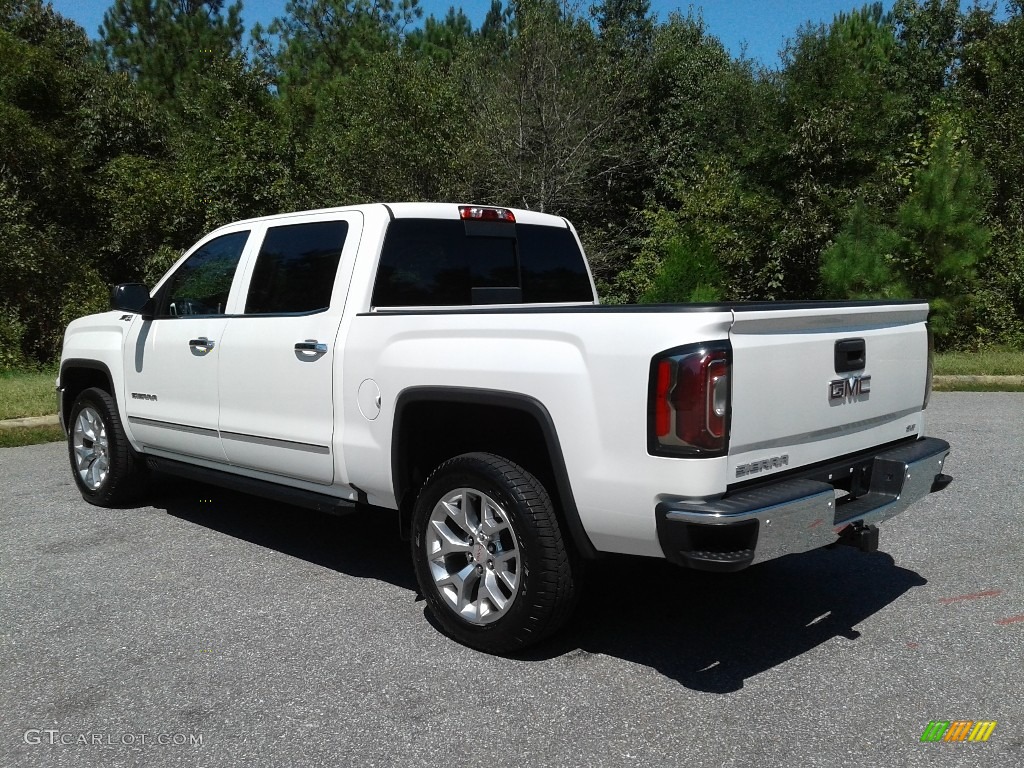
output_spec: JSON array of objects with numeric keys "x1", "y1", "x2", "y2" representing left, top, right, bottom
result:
[
  {"x1": 654, "y1": 360, "x2": 674, "y2": 437},
  {"x1": 649, "y1": 342, "x2": 731, "y2": 456},
  {"x1": 923, "y1": 322, "x2": 934, "y2": 409}
]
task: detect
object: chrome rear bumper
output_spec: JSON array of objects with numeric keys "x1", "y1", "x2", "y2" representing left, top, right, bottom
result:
[{"x1": 656, "y1": 437, "x2": 951, "y2": 571}]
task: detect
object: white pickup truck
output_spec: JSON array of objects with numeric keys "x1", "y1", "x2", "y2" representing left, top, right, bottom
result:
[{"x1": 58, "y1": 203, "x2": 951, "y2": 653}]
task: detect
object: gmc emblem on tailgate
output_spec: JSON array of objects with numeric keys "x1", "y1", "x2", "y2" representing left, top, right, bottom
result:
[{"x1": 829, "y1": 375, "x2": 871, "y2": 402}]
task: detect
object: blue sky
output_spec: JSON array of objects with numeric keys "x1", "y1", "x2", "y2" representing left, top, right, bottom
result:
[{"x1": 50, "y1": 0, "x2": 896, "y2": 68}]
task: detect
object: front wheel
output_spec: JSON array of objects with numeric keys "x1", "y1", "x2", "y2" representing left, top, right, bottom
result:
[
  {"x1": 68, "y1": 387, "x2": 147, "y2": 506},
  {"x1": 411, "y1": 452, "x2": 579, "y2": 654}
]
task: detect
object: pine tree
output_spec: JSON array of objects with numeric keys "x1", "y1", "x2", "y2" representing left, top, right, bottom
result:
[
  {"x1": 894, "y1": 125, "x2": 990, "y2": 339},
  {"x1": 99, "y1": 0, "x2": 244, "y2": 104},
  {"x1": 820, "y1": 200, "x2": 908, "y2": 300}
]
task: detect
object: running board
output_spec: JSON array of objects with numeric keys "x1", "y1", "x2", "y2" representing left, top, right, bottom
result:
[{"x1": 146, "y1": 456, "x2": 358, "y2": 516}]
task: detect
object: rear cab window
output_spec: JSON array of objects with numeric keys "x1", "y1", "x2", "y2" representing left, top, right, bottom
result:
[{"x1": 371, "y1": 218, "x2": 595, "y2": 308}]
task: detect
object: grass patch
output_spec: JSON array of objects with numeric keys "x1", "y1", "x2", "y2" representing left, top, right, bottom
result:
[
  {"x1": 0, "y1": 424, "x2": 65, "y2": 448},
  {"x1": 932, "y1": 380, "x2": 1024, "y2": 393},
  {"x1": 0, "y1": 367, "x2": 59, "y2": 420},
  {"x1": 935, "y1": 345, "x2": 1024, "y2": 376}
]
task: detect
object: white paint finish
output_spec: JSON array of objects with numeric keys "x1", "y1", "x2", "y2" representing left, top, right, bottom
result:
[
  {"x1": 122, "y1": 316, "x2": 228, "y2": 462},
  {"x1": 341, "y1": 310, "x2": 735, "y2": 556},
  {"x1": 61, "y1": 312, "x2": 134, "y2": 437},
  {"x1": 728, "y1": 307, "x2": 930, "y2": 481},
  {"x1": 60, "y1": 201, "x2": 940, "y2": 560},
  {"x1": 115, "y1": 221, "x2": 259, "y2": 459},
  {"x1": 216, "y1": 315, "x2": 337, "y2": 483},
  {"x1": 356, "y1": 379, "x2": 381, "y2": 421},
  {"x1": 728, "y1": 303, "x2": 929, "y2": 334},
  {"x1": 216, "y1": 211, "x2": 365, "y2": 485}
]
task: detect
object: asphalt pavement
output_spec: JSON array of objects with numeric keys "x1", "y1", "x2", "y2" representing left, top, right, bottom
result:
[{"x1": 1, "y1": 392, "x2": 1022, "y2": 768}]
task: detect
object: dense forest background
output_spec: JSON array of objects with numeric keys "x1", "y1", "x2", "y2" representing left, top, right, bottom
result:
[{"x1": 1, "y1": 0, "x2": 1022, "y2": 368}]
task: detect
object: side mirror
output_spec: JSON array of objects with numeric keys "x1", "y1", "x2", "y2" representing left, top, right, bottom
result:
[{"x1": 111, "y1": 283, "x2": 154, "y2": 319}]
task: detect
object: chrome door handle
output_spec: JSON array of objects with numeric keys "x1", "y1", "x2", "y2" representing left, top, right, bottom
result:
[
  {"x1": 189, "y1": 337, "x2": 215, "y2": 349},
  {"x1": 295, "y1": 341, "x2": 328, "y2": 353}
]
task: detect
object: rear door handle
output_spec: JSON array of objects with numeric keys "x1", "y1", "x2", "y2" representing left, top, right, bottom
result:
[
  {"x1": 189, "y1": 337, "x2": 215, "y2": 350},
  {"x1": 295, "y1": 341, "x2": 328, "y2": 353}
]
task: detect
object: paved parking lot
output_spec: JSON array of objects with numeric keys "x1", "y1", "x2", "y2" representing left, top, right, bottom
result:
[{"x1": 2, "y1": 393, "x2": 1022, "y2": 767}]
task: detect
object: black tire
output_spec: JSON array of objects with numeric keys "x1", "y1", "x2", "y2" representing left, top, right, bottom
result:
[
  {"x1": 411, "y1": 452, "x2": 579, "y2": 654},
  {"x1": 67, "y1": 387, "x2": 148, "y2": 506}
]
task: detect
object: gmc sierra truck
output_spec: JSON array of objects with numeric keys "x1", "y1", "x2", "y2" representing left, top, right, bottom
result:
[{"x1": 58, "y1": 203, "x2": 952, "y2": 653}]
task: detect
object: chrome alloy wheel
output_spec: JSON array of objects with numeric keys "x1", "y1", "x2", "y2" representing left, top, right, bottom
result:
[
  {"x1": 424, "y1": 487, "x2": 521, "y2": 625},
  {"x1": 72, "y1": 406, "x2": 110, "y2": 491}
]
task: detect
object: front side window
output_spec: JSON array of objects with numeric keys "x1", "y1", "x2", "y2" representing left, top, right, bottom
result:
[
  {"x1": 244, "y1": 220, "x2": 349, "y2": 315},
  {"x1": 160, "y1": 230, "x2": 249, "y2": 317}
]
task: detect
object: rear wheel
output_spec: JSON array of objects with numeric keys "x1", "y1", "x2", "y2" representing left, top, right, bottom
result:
[
  {"x1": 68, "y1": 387, "x2": 147, "y2": 506},
  {"x1": 411, "y1": 452, "x2": 578, "y2": 654}
]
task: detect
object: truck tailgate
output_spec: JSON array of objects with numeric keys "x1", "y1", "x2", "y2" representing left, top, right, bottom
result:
[{"x1": 727, "y1": 303, "x2": 931, "y2": 482}]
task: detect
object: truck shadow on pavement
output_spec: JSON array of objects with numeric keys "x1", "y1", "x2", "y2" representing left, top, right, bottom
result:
[
  {"x1": 151, "y1": 476, "x2": 926, "y2": 693},
  {"x1": 151, "y1": 477, "x2": 418, "y2": 592},
  {"x1": 534, "y1": 548, "x2": 927, "y2": 692}
]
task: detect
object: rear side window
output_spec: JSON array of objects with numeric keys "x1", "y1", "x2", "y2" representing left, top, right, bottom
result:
[
  {"x1": 372, "y1": 219, "x2": 593, "y2": 307},
  {"x1": 160, "y1": 230, "x2": 249, "y2": 317},
  {"x1": 245, "y1": 220, "x2": 349, "y2": 314}
]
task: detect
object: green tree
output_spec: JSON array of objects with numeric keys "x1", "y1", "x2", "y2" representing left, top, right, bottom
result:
[
  {"x1": 99, "y1": 0, "x2": 244, "y2": 104},
  {"x1": 891, "y1": 0, "x2": 961, "y2": 105},
  {"x1": 466, "y1": 1, "x2": 648, "y2": 221},
  {"x1": 640, "y1": 231, "x2": 724, "y2": 304},
  {"x1": 1, "y1": 0, "x2": 111, "y2": 365},
  {"x1": 956, "y1": 3, "x2": 1018, "y2": 201},
  {"x1": 822, "y1": 125, "x2": 990, "y2": 345},
  {"x1": 820, "y1": 199, "x2": 908, "y2": 299},
  {"x1": 954, "y1": 2, "x2": 1024, "y2": 346},
  {"x1": 405, "y1": 6, "x2": 472, "y2": 62},
  {"x1": 592, "y1": 0, "x2": 653, "y2": 54},
  {"x1": 479, "y1": 0, "x2": 513, "y2": 44},
  {"x1": 254, "y1": 0, "x2": 422, "y2": 89},
  {"x1": 893, "y1": 125, "x2": 990, "y2": 342},
  {"x1": 299, "y1": 50, "x2": 473, "y2": 203},
  {"x1": 609, "y1": 12, "x2": 778, "y2": 304},
  {"x1": 775, "y1": 4, "x2": 913, "y2": 298},
  {"x1": 171, "y1": 53, "x2": 290, "y2": 229}
]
